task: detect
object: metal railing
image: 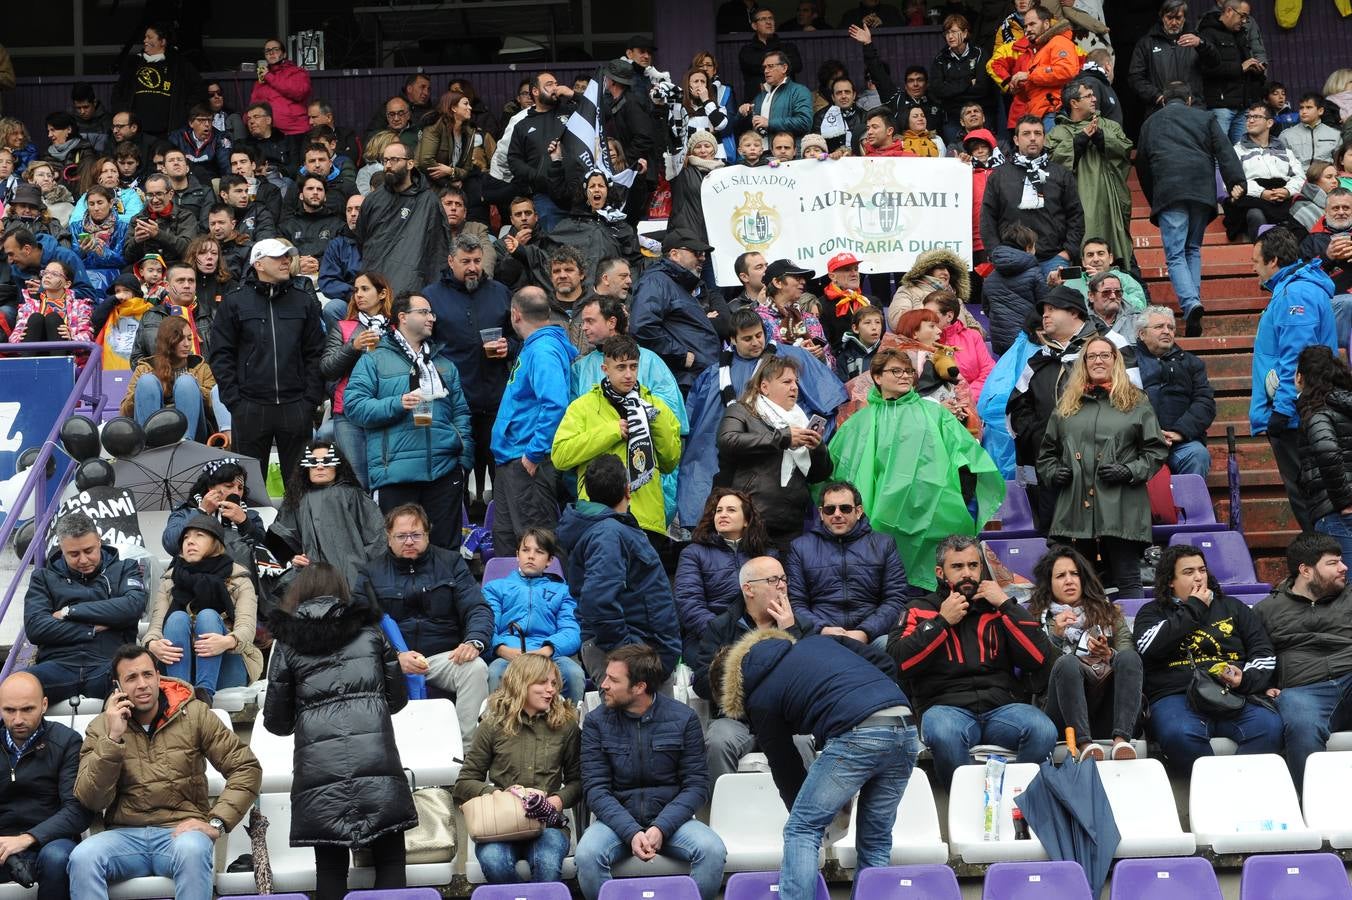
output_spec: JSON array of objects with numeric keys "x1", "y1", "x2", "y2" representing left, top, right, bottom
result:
[{"x1": 0, "y1": 343, "x2": 108, "y2": 681}]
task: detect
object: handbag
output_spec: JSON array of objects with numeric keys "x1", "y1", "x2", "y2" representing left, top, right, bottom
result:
[
  {"x1": 1186, "y1": 651, "x2": 1246, "y2": 718},
  {"x1": 460, "y1": 788, "x2": 545, "y2": 843},
  {"x1": 353, "y1": 786, "x2": 457, "y2": 865}
]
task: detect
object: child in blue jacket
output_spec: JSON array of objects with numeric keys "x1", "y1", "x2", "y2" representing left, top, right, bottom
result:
[{"x1": 482, "y1": 527, "x2": 585, "y2": 700}]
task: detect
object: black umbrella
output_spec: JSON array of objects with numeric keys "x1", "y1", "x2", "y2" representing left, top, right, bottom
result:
[
  {"x1": 109, "y1": 442, "x2": 273, "y2": 511},
  {"x1": 1015, "y1": 757, "x2": 1121, "y2": 898},
  {"x1": 1227, "y1": 425, "x2": 1243, "y2": 534}
]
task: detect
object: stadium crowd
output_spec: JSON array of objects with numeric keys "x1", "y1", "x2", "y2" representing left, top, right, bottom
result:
[{"x1": 5, "y1": 0, "x2": 1352, "y2": 897}]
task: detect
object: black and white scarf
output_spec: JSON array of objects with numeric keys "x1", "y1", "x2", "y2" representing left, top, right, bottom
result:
[
  {"x1": 600, "y1": 378, "x2": 657, "y2": 491},
  {"x1": 390, "y1": 329, "x2": 446, "y2": 399},
  {"x1": 357, "y1": 311, "x2": 388, "y2": 334},
  {"x1": 1012, "y1": 151, "x2": 1050, "y2": 195},
  {"x1": 717, "y1": 344, "x2": 778, "y2": 407}
]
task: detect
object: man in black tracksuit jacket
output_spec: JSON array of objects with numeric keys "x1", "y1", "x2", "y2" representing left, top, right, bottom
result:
[
  {"x1": 887, "y1": 536, "x2": 1056, "y2": 788},
  {"x1": 0, "y1": 672, "x2": 93, "y2": 899},
  {"x1": 209, "y1": 241, "x2": 326, "y2": 480}
]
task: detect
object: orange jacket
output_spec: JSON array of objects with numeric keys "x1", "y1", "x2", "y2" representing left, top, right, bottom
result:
[
  {"x1": 1021, "y1": 24, "x2": 1084, "y2": 118},
  {"x1": 990, "y1": 36, "x2": 1034, "y2": 128}
]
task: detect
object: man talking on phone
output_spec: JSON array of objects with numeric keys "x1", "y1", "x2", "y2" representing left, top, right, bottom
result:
[
  {"x1": 68, "y1": 644, "x2": 261, "y2": 900},
  {"x1": 887, "y1": 535, "x2": 1056, "y2": 788}
]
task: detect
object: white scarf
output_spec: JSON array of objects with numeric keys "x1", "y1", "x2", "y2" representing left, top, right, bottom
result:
[
  {"x1": 819, "y1": 105, "x2": 847, "y2": 140},
  {"x1": 390, "y1": 329, "x2": 446, "y2": 399},
  {"x1": 143, "y1": 52, "x2": 166, "y2": 62},
  {"x1": 755, "y1": 395, "x2": 811, "y2": 487}
]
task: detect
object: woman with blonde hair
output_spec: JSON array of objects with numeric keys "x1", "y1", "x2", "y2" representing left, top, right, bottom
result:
[
  {"x1": 1037, "y1": 336, "x2": 1168, "y2": 598},
  {"x1": 0, "y1": 118, "x2": 38, "y2": 170},
  {"x1": 357, "y1": 130, "x2": 400, "y2": 195},
  {"x1": 453, "y1": 653, "x2": 581, "y2": 884},
  {"x1": 24, "y1": 159, "x2": 74, "y2": 227}
]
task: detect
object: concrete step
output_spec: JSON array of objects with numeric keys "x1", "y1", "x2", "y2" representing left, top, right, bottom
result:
[
  {"x1": 1176, "y1": 334, "x2": 1255, "y2": 354},
  {"x1": 1147, "y1": 277, "x2": 1264, "y2": 305},
  {"x1": 1133, "y1": 230, "x2": 1233, "y2": 249},
  {"x1": 1137, "y1": 243, "x2": 1255, "y2": 267},
  {"x1": 1141, "y1": 261, "x2": 1254, "y2": 281}
]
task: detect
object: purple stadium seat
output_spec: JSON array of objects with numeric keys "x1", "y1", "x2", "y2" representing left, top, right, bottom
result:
[
  {"x1": 482, "y1": 555, "x2": 565, "y2": 584},
  {"x1": 1167, "y1": 531, "x2": 1271, "y2": 595},
  {"x1": 343, "y1": 890, "x2": 444, "y2": 899},
  {"x1": 1152, "y1": 474, "x2": 1219, "y2": 542},
  {"x1": 982, "y1": 861, "x2": 1092, "y2": 899},
  {"x1": 229, "y1": 896, "x2": 309, "y2": 900},
  {"x1": 856, "y1": 864, "x2": 961, "y2": 899},
  {"x1": 725, "y1": 871, "x2": 830, "y2": 900},
  {"x1": 597, "y1": 875, "x2": 703, "y2": 900},
  {"x1": 983, "y1": 482, "x2": 1038, "y2": 539},
  {"x1": 1116, "y1": 597, "x2": 1149, "y2": 619},
  {"x1": 1239, "y1": 852, "x2": 1352, "y2": 900},
  {"x1": 472, "y1": 884, "x2": 573, "y2": 900},
  {"x1": 982, "y1": 538, "x2": 1050, "y2": 583},
  {"x1": 1110, "y1": 857, "x2": 1222, "y2": 900},
  {"x1": 100, "y1": 370, "x2": 132, "y2": 422},
  {"x1": 482, "y1": 501, "x2": 497, "y2": 560}
]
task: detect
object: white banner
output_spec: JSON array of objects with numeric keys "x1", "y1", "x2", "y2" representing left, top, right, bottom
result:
[{"x1": 701, "y1": 156, "x2": 973, "y2": 286}]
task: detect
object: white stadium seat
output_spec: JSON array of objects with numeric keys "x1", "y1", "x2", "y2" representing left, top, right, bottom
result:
[
  {"x1": 832, "y1": 768, "x2": 948, "y2": 868},
  {"x1": 1098, "y1": 758, "x2": 1197, "y2": 857},
  {"x1": 948, "y1": 762, "x2": 1048, "y2": 864},
  {"x1": 709, "y1": 772, "x2": 803, "y2": 872},
  {"x1": 1301, "y1": 751, "x2": 1352, "y2": 849},
  {"x1": 1188, "y1": 754, "x2": 1322, "y2": 854}
]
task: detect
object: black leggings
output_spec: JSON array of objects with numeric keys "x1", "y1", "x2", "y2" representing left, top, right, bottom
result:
[
  {"x1": 21, "y1": 312, "x2": 67, "y2": 342},
  {"x1": 313, "y1": 832, "x2": 406, "y2": 900}
]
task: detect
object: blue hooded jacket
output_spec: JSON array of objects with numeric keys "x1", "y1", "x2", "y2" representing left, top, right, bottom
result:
[
  {"x1": 555, "y1": 500, "x2": 682, "y2": 676},
  {"x1": 1249, "y1": 259, "x2": 1338, "y2": 434},
  {"x1": 482, "y1": 569, "x2": 581, "y2": 657},
  {"x1": 491, "y1": 324, "x2": 577, "y2": 465},
  {"x1": 19, "y1": 233, "x2": 95, "y2": 300}
]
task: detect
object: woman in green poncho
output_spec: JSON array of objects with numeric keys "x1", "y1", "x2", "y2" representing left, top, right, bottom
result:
[{"x1": 829, "y1": 348, "x2": 1004, "y2": 591}]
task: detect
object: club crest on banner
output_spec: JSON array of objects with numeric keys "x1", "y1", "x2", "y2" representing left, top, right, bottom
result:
[{"x1": 731, "y1": 192, "x2": 779, "y2": 251}]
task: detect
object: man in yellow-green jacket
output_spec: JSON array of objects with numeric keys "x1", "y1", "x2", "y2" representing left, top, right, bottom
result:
[{"x1": 552, "y1": 334, "x2": 682, "y2": 540}]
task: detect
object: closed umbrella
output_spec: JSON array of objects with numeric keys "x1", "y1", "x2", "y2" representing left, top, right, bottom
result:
[{"x1": 1015, "y1": 757, "x2": 1121, "y2": 898}]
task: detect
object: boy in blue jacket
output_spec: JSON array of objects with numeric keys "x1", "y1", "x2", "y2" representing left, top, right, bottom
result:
[{"x1": 482, "y1": 527, "x2": 584, "y2": 699}]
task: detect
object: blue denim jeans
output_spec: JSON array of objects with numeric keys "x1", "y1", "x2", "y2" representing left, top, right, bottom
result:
[
  {"x1": 0, "y1": 837, "x2": 74, "y2": 900},
  {"x1": 162, "y1": 609, "x2": 248, "y2": 696},
  {"x1": 1275, "y1": 671, "x2": 1352, "y2": 789},
  {"x1": 1147, "y1": 692, "x2": 1284, "y2": 774},
  {"x1": 1330, "y1": 295, "x2": 1352, "y2": 358},
  {"x1": 533, "y1": 194, "x2": 565, "y2": 232},
  {"x1": 475, "y1": 826, "x2": 572, "y2": 883},
  {"x1": 330, "y1": 411, "x2": 370, "y2": 490},
  {"x1": 322, "y1": 297, "x2": 348, "y2": 332},
  {"x1": 134, "y1": 372, "x2": 206, "y2": 441},
  {"x1": 1157, "y1": 204, "x2": 1211, "y2": 315},
  {"x1": 575, "y1": 818, "x2": 727, "y2": 900},
  {"x1": 1038, "y1": 255, "x2": 1069, "y2": 279},
  {"x1": 782, "y1": 723, "x2": 920, "y2": 900},
  {"x1": 488, "y1": 653, "x2": 586, "y2": 701},
  {"x1": 23, "y1": 660, "x2": 111, "y2": 706},
  {"x1": 1315, "y1": 513, "x2": 1352, "y2": 563},
  {"x1": 921, "y1": 703, "x2": 1058, "y2": 787},
  {"x1": 1212, "y1": 107, "x2": 1247, "y2": 144},
  {"x1": 67, "y1": 826, "x2": 215, "y2": 900},
  {"x1": 1168, "y1": 440, "x2": 1213, "y2": 477}
]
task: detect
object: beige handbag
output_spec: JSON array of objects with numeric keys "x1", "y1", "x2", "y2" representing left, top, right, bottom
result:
[
  {"x1": 460, "y1": 788, "x2": 545, "y2": 842},
  {"x1": 354, "y1": 787, "x2": 457, "y2": 866}
]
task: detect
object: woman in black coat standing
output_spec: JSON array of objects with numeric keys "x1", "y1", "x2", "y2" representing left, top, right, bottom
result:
[{"x1": 263, "y1": 563, "x2": 418, "y2": 899}]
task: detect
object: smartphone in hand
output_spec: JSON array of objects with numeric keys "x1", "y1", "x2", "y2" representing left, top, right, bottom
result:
[{"x1": 808, "y1": 414, "x2": 827, "y2": 435}]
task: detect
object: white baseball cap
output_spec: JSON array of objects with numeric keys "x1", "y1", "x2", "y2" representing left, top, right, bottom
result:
[{"x1": 248, "y1": 238, "x2": 299, "y2": 267}]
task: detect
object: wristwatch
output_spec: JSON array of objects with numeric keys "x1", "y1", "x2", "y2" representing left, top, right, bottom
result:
[
  {"x1": 467, "y1": 640, "x2": 485, "y2": 652},
  {"x1": 208, "y1": 816, "x2": 227, "y2": 835}
]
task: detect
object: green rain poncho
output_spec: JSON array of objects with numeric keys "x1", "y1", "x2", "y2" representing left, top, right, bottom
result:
[{"x1": 829, "y1": 387, "x2": 1005, "y2": 590}]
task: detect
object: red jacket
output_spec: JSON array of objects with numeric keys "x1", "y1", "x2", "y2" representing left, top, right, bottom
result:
[
  {"x1": 1021, "y1": 23, "x2": 1083, "y2": 118},
  {"x1": 863, "y1": 138, "x2": 916, "y2": 158},
  {"x1": 250, "y1": 59, "x2": 313, "y2": 136},
  {"x1": 990, "y1": 36, "x2": 1034, "y2": 129},
  {"x1": 965, "y1": 129, "x2": 999, "y2": 252}
]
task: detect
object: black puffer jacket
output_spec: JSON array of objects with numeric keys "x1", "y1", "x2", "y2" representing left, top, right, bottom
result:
[
  {"x1": 1299, "y1": 390, "x2": 1352, "y2": 523},
  {"x1": 1197, "y1": 9, "x2": 1258, "y2": 111},
  {"x1": 352, "y1": 544, "x2": 493, "y2": 658},
  {"x1": 264, "y1": 596, "x2": 417, "y2": 847},
  {"x1": 1135, "y1": 340, "x2": 1216, "y2": 444}
]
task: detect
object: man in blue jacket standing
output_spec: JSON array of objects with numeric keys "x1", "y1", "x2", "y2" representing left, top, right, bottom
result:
[
  {"x1": 1250, "y1": 227, "x2": 1339, "y2": 532},
  {"x1": 22, "y1": 512, "x2": 147, "y2": 706},
  {"x1": 344, "y1": 291, "x2": 474, "y2": 550},
  {"x1": 491, "y1": 286, "x2": 577, "y2": 557},
  {"x1": 576, "y1": 643, "x2": 726, "y2": 900},
  {"x1": 716, "y1": 628, "x2": 918, "y2": 900}
]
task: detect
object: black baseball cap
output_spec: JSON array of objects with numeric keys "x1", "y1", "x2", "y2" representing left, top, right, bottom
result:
[{"x1": 765, "y1": 259, "x2": 815, "y2": 280}]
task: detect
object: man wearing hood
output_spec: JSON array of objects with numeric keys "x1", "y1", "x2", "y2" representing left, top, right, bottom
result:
[
  {"x1": 556, "y1": 455, "x2": 682, "y2": 681},
  {"x1": 490, "y1": 287, "x2": 577, "y2": 557},
  {"x1": 425, "y1": 233, "x2": 515, "y2": 511},
  {"x1": 21, "y1": 512, "x2": 147, "y2": 706},
  {"x1": 716, "y1": 621, "x2": 917, "y2": 900},
  {"x1": 355, "y1": 140, "x2": 449, "y2": 297},
  {"x1": 1045, "y1": 79, "x2": 1134, "y2": 271},
  {"x1": 1250, "y1": 227, "x2": 1339, "y2": 532}
]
